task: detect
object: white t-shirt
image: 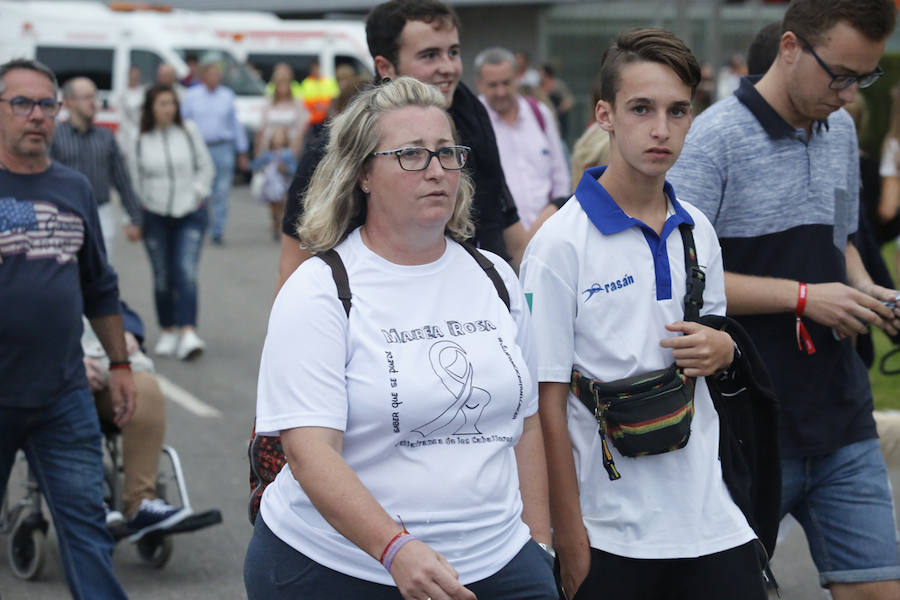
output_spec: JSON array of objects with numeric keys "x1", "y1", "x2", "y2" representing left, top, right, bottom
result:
[
  {"x1": 520, "y1": 167, "x2": 755, "y2": 559},
  {"x1": 256, "y1": 229, "x2": 537, "y2": 585},
  {"x1": 880, "y1": 137, "x2": 900, "y2": 178}
]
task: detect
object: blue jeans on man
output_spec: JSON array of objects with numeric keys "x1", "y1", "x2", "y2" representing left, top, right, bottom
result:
[
  {"x1": 781, "y1": 438, "x2": 900, "y2": 587},
  {"x1": 206, "y1": 142, "x2": 236, "y2": 243},
  {"x1": 0, "y1": 387, "x2": 127, "y2": 599},
  {"x1": 142, "y1": 207, "x2": 207, "y2": 328}
]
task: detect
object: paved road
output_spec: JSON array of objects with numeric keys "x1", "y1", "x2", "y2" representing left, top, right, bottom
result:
[{"x1": 1, "y1": 186, "x2": 898, "y2": 599}]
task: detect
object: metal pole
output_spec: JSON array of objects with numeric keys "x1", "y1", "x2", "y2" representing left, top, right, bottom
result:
[
  {"x1": 674, "y1": 0, "x2": 692, "y2": 45},
  {"x1": 707, "y1": 0, "x2": 722, "y2": 69}
]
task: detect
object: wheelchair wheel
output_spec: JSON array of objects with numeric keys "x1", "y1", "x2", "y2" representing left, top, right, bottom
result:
[
  {"x1": 8, "y1": 512, "x2": 46, "y2": 580},
  {"x1": 136, "y1": 532, "x2": 173, "y2": 568}
]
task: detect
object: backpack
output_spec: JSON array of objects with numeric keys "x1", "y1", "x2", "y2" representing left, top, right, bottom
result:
[{"x1": 248, "y1": 240, "x2": 511, "y2": 524}]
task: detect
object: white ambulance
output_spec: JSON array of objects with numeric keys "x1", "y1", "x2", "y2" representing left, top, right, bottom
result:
[
  {"x1": 182, "y1": 11, "x2": 373, "y2": 134},
  {"x1": 215, "y1": 15, "x2": 374, "y2": 84},
  {"x1": 0, "y1": 1, "x2": 265, "y2": 134}
]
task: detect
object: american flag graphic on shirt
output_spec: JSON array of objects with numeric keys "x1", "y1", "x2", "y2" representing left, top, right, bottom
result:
[{"x1": 0, "y1": 197, "x2": 83, "y2": 264}]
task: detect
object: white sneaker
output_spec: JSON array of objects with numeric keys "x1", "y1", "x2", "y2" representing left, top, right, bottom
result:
[
  {"x1": 104, "y1": 503, "x2": 125, "y2": 527},
  {"x1": 154, "y1": 331, "x2": 179, "y2": 356},
  {"x1": 177, "y1": 330, "x2": 206, "y2": 361}
]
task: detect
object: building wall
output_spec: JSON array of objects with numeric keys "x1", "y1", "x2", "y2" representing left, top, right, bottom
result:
[{"x1": 455, "y1": 5, "x2": 542, "y2": 89}]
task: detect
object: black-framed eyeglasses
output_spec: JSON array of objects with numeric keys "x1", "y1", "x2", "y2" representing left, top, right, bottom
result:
[
  {"x1": 371, "y1": 145, "x2": 470, "y2": 171},
  {"x1": 0, "y1": 96, "x2": 62, "y2": 117},
  {"x1": 794, "y1": 33, "x2": 884, "y2": 90}
]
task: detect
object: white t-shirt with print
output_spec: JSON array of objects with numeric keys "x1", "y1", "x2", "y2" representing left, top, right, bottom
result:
[
  {"x1": 520, "y1": 173, "x2": 755, "y2": 560},
  {"x1": 256, "y1": 228, "x2": 537, "y2": 585}
]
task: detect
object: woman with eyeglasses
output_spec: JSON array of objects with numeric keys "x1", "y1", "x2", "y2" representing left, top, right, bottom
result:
[{"x1": 245, "y1": 77, "x2": 557, "y2": 600}]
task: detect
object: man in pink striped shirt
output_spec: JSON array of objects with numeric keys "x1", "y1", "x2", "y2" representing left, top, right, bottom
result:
[{"x1": 476, "y1": 47, "x2": 570, "y2": 233}]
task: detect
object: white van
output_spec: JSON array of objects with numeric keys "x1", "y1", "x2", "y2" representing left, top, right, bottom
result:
[
  {"x1": 197, "y1": 12, "x2": 373, "y2": 84},
  {"x1": 191, "y1": 12, "x2": 374, "y2": 134},
  {"x1": 0, "y1": 1, "x2": 265, "y2": 134}
]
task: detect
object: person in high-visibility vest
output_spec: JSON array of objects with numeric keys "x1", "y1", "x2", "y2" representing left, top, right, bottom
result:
[
  {"x1": 298, "y1": 61, "x2": 338, "y2": 143},
  {"x1": 264, "y1": 63, "x2": 303, "y2": 101}
]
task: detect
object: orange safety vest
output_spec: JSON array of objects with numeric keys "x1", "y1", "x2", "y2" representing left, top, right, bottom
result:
[{"x1": 299, "y1": 75, "x2": 339, "y2": 125}]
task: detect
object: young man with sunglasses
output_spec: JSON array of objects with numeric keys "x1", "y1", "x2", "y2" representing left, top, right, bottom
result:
[
  {"x1": 0, "y1": 58, "x2": 135, "y2": 599},
  {"x1": 668, "y1": 1, "x2": 900, "y2": 598}
]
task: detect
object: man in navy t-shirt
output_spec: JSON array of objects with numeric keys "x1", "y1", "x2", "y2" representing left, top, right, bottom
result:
[{"x1": 0, "y1": 58, "x2": 136, "y2": 599}]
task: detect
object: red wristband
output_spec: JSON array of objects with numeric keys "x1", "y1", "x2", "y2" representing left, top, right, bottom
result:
[
  {"x1": 795, "y1": 283, "x2": 816, "y2": 355},
  {"x1": 379, "y1": 531, "x2": 407, "y2": 564},
  {"x1": 795, "y1": 282, "x2": 808, "y2": 317},
  {"x1": 379, "y1": 515, "x2": 409, "y2": 565},
  {"x1": 108, "y1": 361, "x2": 132, "y2": 371}
]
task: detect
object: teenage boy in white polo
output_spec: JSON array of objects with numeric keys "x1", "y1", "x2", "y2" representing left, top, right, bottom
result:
[{"x1": 521, "y1": 28, "x2": 766, "y2": 599}]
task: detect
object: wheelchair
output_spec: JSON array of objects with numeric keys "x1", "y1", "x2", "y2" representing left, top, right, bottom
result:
[{"x1": 0, "y1": 423, "x2": 222, "y2": 580}]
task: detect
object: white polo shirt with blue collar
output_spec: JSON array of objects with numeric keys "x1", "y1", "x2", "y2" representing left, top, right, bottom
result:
[{"x1": 520, "y1": 165, "x2": 755, "y2": 559}]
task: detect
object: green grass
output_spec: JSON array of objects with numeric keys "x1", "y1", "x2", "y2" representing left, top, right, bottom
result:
[{"x1": 870, "y1": 241, "x2": 900, "y2": 411}]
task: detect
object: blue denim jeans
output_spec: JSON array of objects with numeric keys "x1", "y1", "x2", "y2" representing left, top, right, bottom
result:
[
  {"x1": 244, "y1": 515, "x2": 558, "y2": 599},
  {"x1": 781, "y1": 438, "x2": 900, "y2": 587},
  {"x1": 0, "y1": 387, "x2": 127, "y2": 600},
  {"x1": 207, "y1": 142, "x2": 236, "y2": 240},
  {"x1": 143, "y1": 207, "x2": 206, "y2": 328}
]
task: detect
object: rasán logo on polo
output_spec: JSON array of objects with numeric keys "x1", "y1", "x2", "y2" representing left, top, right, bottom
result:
[{"x1": 582, "y1": 274, "x2": 635, "y2": 302}]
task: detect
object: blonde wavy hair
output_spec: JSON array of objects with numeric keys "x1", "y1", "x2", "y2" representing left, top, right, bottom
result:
[{"x1": 297, "y1": 76, "x2": 475, "y2": 253}]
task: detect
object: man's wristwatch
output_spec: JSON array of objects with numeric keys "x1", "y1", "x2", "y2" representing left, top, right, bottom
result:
[{"x1": 537, "y1": 542, "x2": 556, "y2": 559}]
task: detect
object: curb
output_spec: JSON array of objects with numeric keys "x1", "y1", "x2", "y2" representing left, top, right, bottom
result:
[{"x1": 875, "y1": 410, "x2": 900, "y2": 468}]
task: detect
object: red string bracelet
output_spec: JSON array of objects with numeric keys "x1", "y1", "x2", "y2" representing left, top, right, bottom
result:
[
  {"x1": 795, "y1": 282, "x2": 816, "y2": 355},
  {"x1": 109, "y1": 361, "x2": 132, "y2": 372},
  {"x1": 379, "y1": 515, "x2": 414, "y2": 572}
]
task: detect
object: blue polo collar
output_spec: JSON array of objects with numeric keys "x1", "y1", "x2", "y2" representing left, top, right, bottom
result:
[
  {"x1": 575, "y1": 165, "x2": 694, "y2": 301},
  {"x1": 575, "y1": 165, "x2": 694, "y2": 235},
  {"x1": 735, "y1": 75, "x2": 830, "y2": 139}
]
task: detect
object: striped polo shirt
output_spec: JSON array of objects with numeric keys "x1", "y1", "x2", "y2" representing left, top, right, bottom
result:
[
  {"x1": 668, "y1": 76, "x2": 876, "y2": 458},
  {"x1": 50, "y1": 121, "x2": 143, "y2": 225}
]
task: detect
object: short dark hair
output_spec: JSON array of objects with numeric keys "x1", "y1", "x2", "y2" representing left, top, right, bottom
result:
[
  {"x1": 366, "y1": 0, "x2": 461, "y2": 69},
  {"x1": 747, "y1": 22, "x2": 782, "y2": 76},
  {"x1": 140, "y1": 84, "x2": 183, "y2": 133},
  {"x1": 0, "y1": 58, "x2": 58, "y2": 96},
  {"x1": 599, "y1": 28, "x2": 701, "y2": 105},
  {"x1": 782, "y1": 0, "x2": 896, "y2": 46}
]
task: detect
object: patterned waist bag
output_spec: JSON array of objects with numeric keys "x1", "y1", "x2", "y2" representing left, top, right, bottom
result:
[
  {"x1": 571, "y1": 223, "x2": 705, "y2": 481},
  {"x1": 248, "y1": 423, "x2": 285, "y2": 524},
  {"x1": 571, "y1": 365, "x2": 695, "y2": 480}
]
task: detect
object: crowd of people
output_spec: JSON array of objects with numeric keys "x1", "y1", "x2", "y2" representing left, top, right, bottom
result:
[{"x1": 2, "y1": 0, "x2": 900, "y2": 599}]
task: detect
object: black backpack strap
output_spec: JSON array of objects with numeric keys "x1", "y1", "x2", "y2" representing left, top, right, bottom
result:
[
  {"x1": 317, "y1": 241, "x2": 509, "y2": 317},
  {"x1": 457, "y1": 240, "x2": 511, "y2": 312},
  {"x1": 679, "y1": 223, "x2": 705, "y2": 323},
  {"x1": 318, "y1": 249, "x2": 351, "y2": 317}
]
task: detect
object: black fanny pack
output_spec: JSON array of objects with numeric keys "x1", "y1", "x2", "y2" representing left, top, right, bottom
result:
[{"x1": 572, "y1": 224, "x2": 705, "y2": 481}]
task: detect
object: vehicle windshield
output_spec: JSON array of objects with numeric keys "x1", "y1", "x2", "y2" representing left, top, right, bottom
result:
[{"x1": 176, "y1": 48, "x2": 265, "y2": 96}]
